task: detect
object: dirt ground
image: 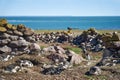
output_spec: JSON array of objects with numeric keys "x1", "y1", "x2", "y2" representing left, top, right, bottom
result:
[
  {"x1": 1, "y1": 30, "x2": 120, "y2": 80},
  {"x1": 0, "y1": 42, "x2": 120, "y2": 80}
]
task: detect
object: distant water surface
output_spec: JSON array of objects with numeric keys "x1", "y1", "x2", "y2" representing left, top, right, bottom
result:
[{"x1": 0, "y1": 16, "x2": 120, "y2": 30}]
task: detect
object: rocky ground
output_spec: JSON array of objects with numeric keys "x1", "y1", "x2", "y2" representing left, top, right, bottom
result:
[{"x1": 0, "y1": 19, "x2": 120, "y2": 80}]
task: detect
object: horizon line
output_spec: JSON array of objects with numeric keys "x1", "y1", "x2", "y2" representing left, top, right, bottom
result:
[{"x1": 0, "y1": 15, "x2": 120, "y2": 17}]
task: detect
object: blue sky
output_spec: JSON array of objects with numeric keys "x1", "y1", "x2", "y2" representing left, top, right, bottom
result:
[{"x1": 0, "y1": 0, "x2": 120, "y2": 16}]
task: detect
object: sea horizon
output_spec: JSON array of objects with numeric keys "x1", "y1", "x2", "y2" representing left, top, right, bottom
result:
[{"x1": 0, "y1": 16, "x2": 120, "y2": 30}]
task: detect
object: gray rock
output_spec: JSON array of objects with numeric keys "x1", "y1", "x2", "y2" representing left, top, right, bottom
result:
[
  {"x1": 94, "y1": 44, "x2": 103, "y2": 52},
  {"x1": 88, "y1": 66, "x2": 101, "y2": 75},
  {"x1": 13, "y1": 30, "x2": 23, "y2": 36},
  {"x1": 23, "y1": 29, "x2": 34, "y2": 36},
  {"x1": 0, "y1": 39, "x2": 11, "y2": 46},
  {"x1": 0, "y1": 54, "x2": 14, "y2": 61},
  {"x1": 9, "y1": 35, "x2": 18, "y2": 41},
  {"x1": 6, "y1": 31, "x2": 13, "y2": 35},
  {"x1": 30, "y1": 43, "x2": 41, "y2": 51},
  {"x1": 0, "y1": 45, "x2": 11, "y2": 53},
  {"x1": 54, "y1": 46, "x2": 66, "y2": 54},
  {"x1": 25, "y1": 36, "x2": 36, "y2": 42},
  {"x1": 43, "y1": 46, "x2": 56, "y2": 53},
  {"x1": 67, "y1": 50, "x2": 86, "y2": 64},
  {"x1": 9, "y1": 40, "x2": 29, "y2": 48},
  {"x1": 4, "y1": 64, "x2": 21, "y2": 73},
  {"x1": 0, "y1": 33, "x2": 10, "y2": 39},
  {"x1": 19, "y1": 60, "x2": 33, "y2": 67}
]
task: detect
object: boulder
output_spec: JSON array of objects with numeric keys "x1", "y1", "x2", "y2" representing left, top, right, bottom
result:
[
  {"x1": 0, "y1": 54, "x2": 14, "y2": 61},
  {"x1": 54, "y1": 46, "x2": 66, "y2": 54},
  {"x1": 13, "y1": 30, "x2": 23, "y2": 36},
  {"x1": 0, "y1": 27, "x2": 7, "y2": 32},
  {"x1": 9, "y1": 40, "x2": 29, "y2": 48},
  {"x1": 0, "y1": 33, "x2": 10, "y2": 39},
  {"x1": 9, "y1": 35, "x2": 18, "y2": 41},
  {"x1": 0, "y1": 39, "x2": 11, "y2": 46},
  {"x1": 23, "y1": 28, "x2": 34, "y2": 36},
  {"x1": 43, "y1": 46, "x2": 56, "y2": 53},
  {"x1": 66, "y1": 50, "x2": 85, "y2": 65},
  {"x1": 17, "y1": 24, "x2": 26, "y2": 32},
  {"x1": 19, "y1": 60, "x2": 33, "y2": 67},
  {"x1": 47, "y1": 53, "x2": 67, "y2": 63},
  {"x1": 111, "y1": 32, "x2": 120, "y2": 41},
  {"x1": 30, "y1": 43, "x2": 41, "y2": 51},
  {"x1": 0, "y1": 19, "x2": 7, "y2": 26},
  {"x1": 6, "y1": 30, "x2": 13, "y2": 35},
  {"x1": 4, "y1": 64, "x2": 21, "y2": 73},
  {"x1": 6, "y1": 24, "x2": 13, "y2": 29},
  {"x1": 88, "y1": 66, "x2": 101, "y2": 75},
  {"x1": 0, "y1": 45, "x2": 12, "y2": 53},
  {"x1": 25, "y1": 36, "x2": 36, "y2": 42},
  {"x1": 41, "y1": 64, "x2": 65, "y2": 75}
]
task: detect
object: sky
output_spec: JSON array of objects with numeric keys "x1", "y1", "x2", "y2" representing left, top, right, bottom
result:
[{"x1": 0, "y1": 0, "x2": 120, "y2": 16}]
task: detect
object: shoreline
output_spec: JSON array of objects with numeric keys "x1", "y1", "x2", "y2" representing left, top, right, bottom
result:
[{"x1": 34, "y1": 29, "x2": 120, "y2": 34}]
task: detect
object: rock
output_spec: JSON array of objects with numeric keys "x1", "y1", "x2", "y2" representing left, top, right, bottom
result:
[
  {"x1": 66, "y1": 50, "x2": 86, "y2": 64},
  {"x1": 0, "y1": 27, "x2": 7, "y2": 32},
  {"x1": 0, "y1": 39, "x2": 11, "y2": 46},
  {"x1": 94, "y1": 44, "x2": 103, "y2": 52},
  {"x1": 73, "y1": 28, "x2": 103, "y2": 52},
  {"x1": 111, "y1": 32, "x2": 120, "y2": 41},
  {"x1": 4, "y1": 64, "x2": 21, "y2": 73},
  {"x1": 41, "y1": 64, "x2": 65, "y2": 75},
  {"x1": 13, "y1": 30, "x2": 23, "y2": 36},
  {"x1": 0, "y1": 33, "x2": 10, "y2": 39},
  {"x1": 113, "y1": 41, "x2": 120, "y2": 49},
  {"x1": 6, "y1": 30, "x2": 13, "y2": 35},
  {"x1": 0, "y1": 45, "x2": 11, "y2": 53},
  {"x1": 23, "y1": 28, "x2": 34, "y2": 36},
  {"x1": 88, "y1": 66, "x2": 101, "y2": 75},
  {"x1": 0, "y1": 19, "x2": 7, "y2": 26},
  {"x1": 43, "y1": 46, "x2": 56, "y2": 53},
  {"x1": 0, "y1": 54, "x2": 14, "y2": 61},
  {"x1": 6, "y1": 24, "x2": 13, "y2": 29},
  {"x1": 30, "y1": 43, "x2": 41, "y2": 51},
  {"x1": 9, "y1": 35, "x2": 18, "y2": 41},
  {"x1": 47, "y1": 53, "x2": 67, "y2": 63},
  {"x1": 9, "y1": 40, "x2": 29, "y2": 48},
  {"x1": 19, "y1": 60, "x2": 33, "y2": 67},
  {"x1": 54, "y1": 46, "x2": 66, "y2": 54},
  {"x1": 17, "y1": 24, "x2": 26, "y2": 32},
  {"x1": 25, "y1": 36, "x2": 36, "y2": 42}
]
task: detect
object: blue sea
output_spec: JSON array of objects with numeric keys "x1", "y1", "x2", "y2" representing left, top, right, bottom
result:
[{"x1": 0, "y1": 16, "x2": 120, "y2": 30}]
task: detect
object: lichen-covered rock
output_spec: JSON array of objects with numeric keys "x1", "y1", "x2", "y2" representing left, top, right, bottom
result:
[
  {"x1": 17, "y1": 24, "x2": 26, "y2": 32},
  {"x1": 0, "y1": 19, "x2": 7, "y2": 26},
  {"x1": 6, "y1": 24, "x2": 13, "y2": 29},
  {"x1": 0, "y1": 27, "x2": 7, "y2": 32}
]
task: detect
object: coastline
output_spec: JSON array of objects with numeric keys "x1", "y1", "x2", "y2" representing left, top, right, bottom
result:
[{"x1": 34, "y1": 29, "x2": 120, "y2": 34}]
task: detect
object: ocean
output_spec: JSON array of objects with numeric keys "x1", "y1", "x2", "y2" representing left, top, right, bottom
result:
[{"x1": 0, "y1": 16, "x2": 120, "y2": 30}]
